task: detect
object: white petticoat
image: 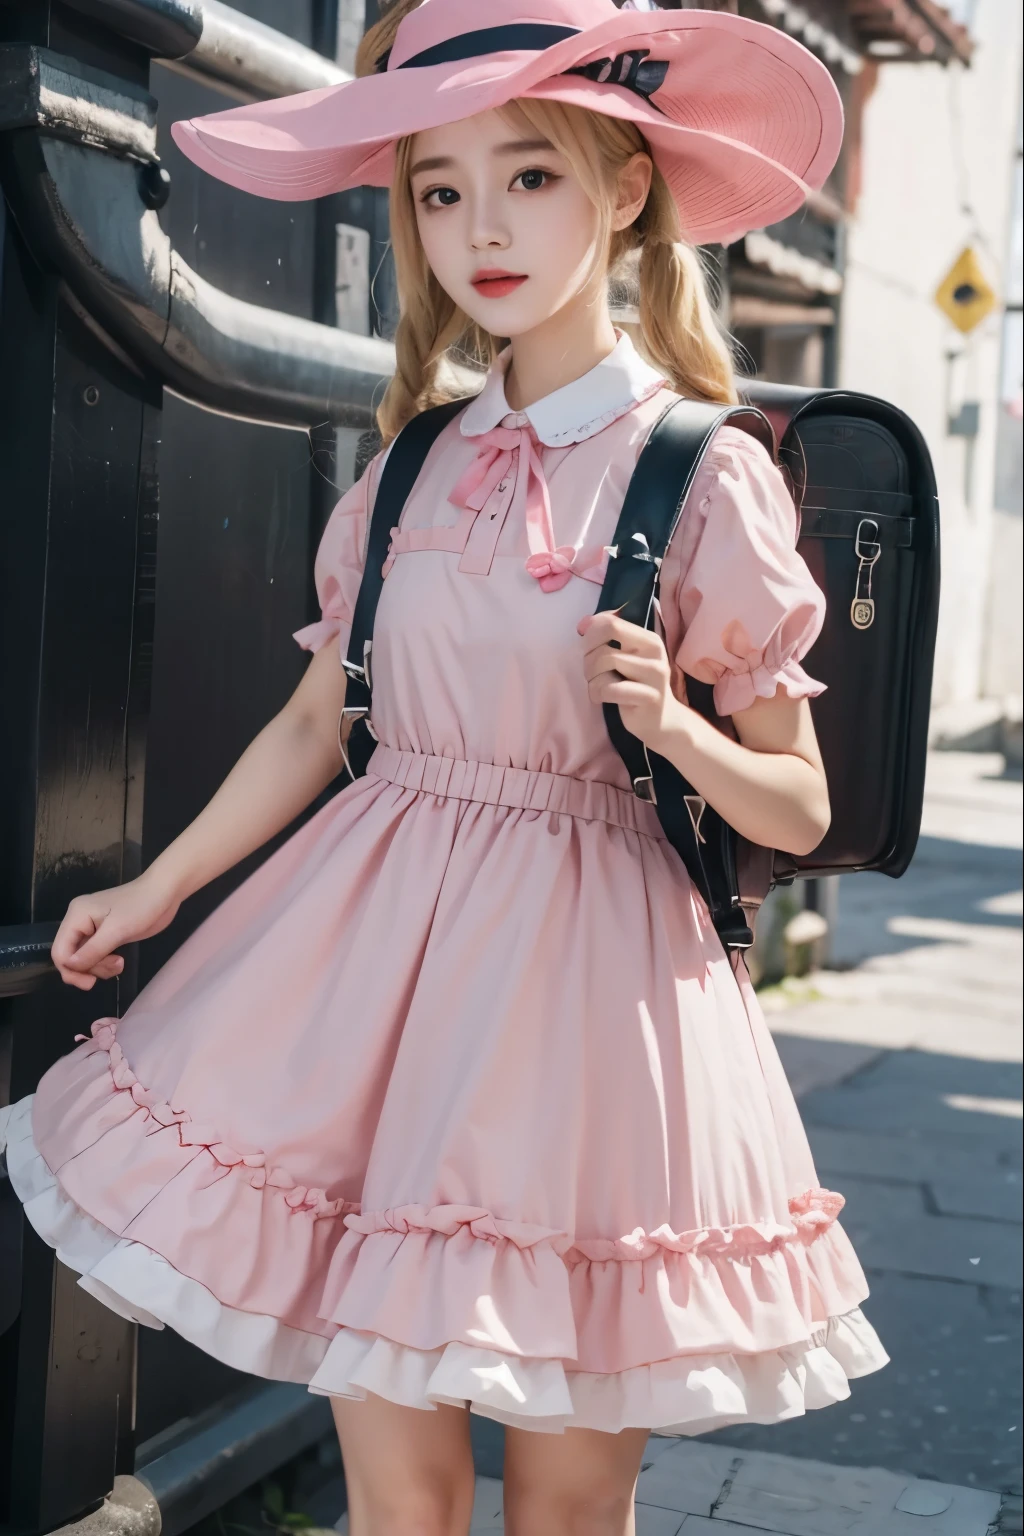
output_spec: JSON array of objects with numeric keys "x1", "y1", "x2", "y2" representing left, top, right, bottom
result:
[{"x1": 1, "y1": 1096, "x2": 888, "y2": 1436}]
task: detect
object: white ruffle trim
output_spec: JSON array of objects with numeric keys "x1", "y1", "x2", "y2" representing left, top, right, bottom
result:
[
  {"x1": 1, "y1": 1096, "x2": 330, "y2": 1381},
  {"x1": 308, "y1": 1314, "x2": 888, "y2": 1436},
  {"x1": 1, "y1": 1096, "x2": 888, "y2": 1436}
]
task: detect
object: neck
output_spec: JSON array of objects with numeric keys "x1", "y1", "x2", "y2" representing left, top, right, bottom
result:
[{"x1": 503, "y1": 280, "x2": 618, "y2": 413}]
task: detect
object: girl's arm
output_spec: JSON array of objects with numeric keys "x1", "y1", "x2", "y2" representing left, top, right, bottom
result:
[
  {"x1": 51, "y1": 644, "x2": 350, "y2": 990},
  {"x1": 578, "y1": 611, "x2": 829, "y2": 856}
]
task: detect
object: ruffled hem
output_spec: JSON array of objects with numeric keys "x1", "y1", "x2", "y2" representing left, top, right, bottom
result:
[
  {"x1": 309, "y1": 1315, "x2": 888, "y2": 1436},
  {"x1": 321, "y1": 1190, "x2": 870, "y2": 1375},
  {"x1": 2, "y1": 1095, "x2": 331, "y2": 1379},
  {"x1": 22, "y1": 1019, "x2": 877, "y2": 1368},
  {"x1": 341, "y1": 1186, "x2": 845, "y2": 1261},
  {"x1": 0, "y1": 1096, "x2": 888, "y2": 1436},
  {"x1": 69, "y1": 1019, "x2": 358, "y2": 1221}
]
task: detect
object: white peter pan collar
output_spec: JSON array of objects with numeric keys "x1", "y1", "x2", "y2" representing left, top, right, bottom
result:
[{"x1": 460, "y1": 331, "x2": 667, "y2": 447}]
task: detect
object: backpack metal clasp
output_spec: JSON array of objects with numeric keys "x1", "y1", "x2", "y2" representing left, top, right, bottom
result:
[{"x1": 851, "y1": 518, "x2": 881, "y2": 630}]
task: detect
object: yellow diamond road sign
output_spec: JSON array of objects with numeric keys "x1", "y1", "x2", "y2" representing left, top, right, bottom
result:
[{"x1": 934, "y1": 246, "x2": 998, "y2": 334}]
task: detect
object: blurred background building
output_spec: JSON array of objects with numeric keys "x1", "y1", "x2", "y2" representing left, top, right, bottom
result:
[
  {"x1": 836, "y1": 0, "x2": 1022, "y2": 726},
  {"x1": 631, "y1": 0, "x2": 1023, "y2": 730}
]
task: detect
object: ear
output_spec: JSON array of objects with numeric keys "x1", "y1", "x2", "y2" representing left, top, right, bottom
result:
[{"x1": 611, "y1": 152, "x2": 653, "y2": 232}]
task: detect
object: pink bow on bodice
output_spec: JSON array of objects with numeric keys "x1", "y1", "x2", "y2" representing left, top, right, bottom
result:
[{"x1": 449, "y1": 423, "x2": 576, "y2": 592}]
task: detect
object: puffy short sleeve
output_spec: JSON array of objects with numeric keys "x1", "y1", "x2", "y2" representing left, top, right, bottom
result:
[
  {"x1": 658, "y1": 427, "x2": 826, "y2": 717},
  {"x1": 292, "y1": 449, "x2": 386, "y2": 657}
]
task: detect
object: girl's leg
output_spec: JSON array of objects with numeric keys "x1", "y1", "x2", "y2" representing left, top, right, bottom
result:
[
  {"x1": 503, "y1": 1423, "x2": 650, "y2": 1536},
  {"x1": 331, "y1": 1394, "x2": 476, "y2": 1536}
]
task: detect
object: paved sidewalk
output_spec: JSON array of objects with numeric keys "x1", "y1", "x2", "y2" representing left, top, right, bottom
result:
[{"x1": 463, "y1": 1437, "x2": 1004, "y2": 1533}]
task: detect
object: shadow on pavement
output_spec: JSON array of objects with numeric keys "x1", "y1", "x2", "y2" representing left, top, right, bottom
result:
[{"x1": 833, "y1": 835, "x2": 1023, "y2": 965}]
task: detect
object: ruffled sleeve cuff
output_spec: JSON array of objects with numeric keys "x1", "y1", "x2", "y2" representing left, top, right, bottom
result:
[
  {"x1": 713, "y1": 654, "x2": 826, "y2": 718},
  {"x1": 292, "y1": 615, "x2": 345, "y2": 654}
]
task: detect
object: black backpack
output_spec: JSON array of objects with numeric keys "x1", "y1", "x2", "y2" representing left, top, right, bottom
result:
[{"x1": 339, "y1": 386, "x2": 940, "y2": 950}]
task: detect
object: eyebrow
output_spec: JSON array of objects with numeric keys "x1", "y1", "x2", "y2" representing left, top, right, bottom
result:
[
  {"x1": 409, "y1": 138, "x2": 557, "y2": 178},
  {"x1": 494, "y1": 138, "x2": 556, "y2": 155}
]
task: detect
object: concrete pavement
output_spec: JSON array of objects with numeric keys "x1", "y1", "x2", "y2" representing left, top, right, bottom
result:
[{"x1": 466, "y1": 1438, "x2": 1005, "y2": 1532}]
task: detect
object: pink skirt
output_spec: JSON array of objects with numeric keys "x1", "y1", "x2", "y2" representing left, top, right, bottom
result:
[{"x1": 1, "y1": 747, "x2": 887, "y2": 1434}]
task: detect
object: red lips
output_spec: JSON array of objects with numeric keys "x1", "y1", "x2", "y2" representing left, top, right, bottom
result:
[{"x1": 471, "y1": 268, "x2": 528, "y2": 298}]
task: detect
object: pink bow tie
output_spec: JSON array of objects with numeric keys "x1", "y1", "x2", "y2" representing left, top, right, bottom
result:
[{"x1": 449, "y1": 423, "x2": 577, "y2": 591}]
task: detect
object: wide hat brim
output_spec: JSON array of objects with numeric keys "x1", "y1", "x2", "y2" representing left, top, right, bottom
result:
[{"x1": 170, "y1": 7, "x2": 843, "y2": 247}]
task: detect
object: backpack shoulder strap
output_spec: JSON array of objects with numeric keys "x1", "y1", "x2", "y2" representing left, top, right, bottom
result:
[
  {"x1": 596, "y1": 397, "x2": 774, "y2": 950},
  {"x1": 343, "y1": 398, "x2": 468, "y2": 714},
  {"x1": 597, "y1": 397, "x2": 773, "y2": 798}
]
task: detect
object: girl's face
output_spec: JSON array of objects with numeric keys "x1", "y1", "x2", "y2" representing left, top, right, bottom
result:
[{"x1": 408, "y1": 108, "x2": 611, "y2": 337}]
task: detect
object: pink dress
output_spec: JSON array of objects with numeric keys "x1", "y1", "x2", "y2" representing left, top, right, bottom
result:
[{"x1": 1, "y1": 335, "x2": 887, "y2": 1435}]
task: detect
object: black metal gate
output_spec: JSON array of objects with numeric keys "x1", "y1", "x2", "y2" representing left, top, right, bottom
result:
[{"x1": 0, "y1": 3, "x2": 393, "y2": 1531}]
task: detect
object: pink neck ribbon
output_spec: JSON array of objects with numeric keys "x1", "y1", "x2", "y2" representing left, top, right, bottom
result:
[{"x1": 449, "y1": 424, "x2": 576, "y2": 591}]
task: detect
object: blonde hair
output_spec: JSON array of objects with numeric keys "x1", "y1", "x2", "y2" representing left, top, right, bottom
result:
[{"x1": 361, "y1": 2, "x2": 738, "y2": 444}]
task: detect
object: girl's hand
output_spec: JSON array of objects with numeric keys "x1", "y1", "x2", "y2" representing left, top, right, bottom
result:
[
  {"x1": 578, "y1": 611, "x2": 685, "y2": 753},
  {"x1": 51, "y1": 874, "x2": 182, "y2": 992}
]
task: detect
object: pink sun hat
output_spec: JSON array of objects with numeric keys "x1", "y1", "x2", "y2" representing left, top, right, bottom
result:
[{"x1": 170, "y1": 0, "x2": 844, "y2": 247}]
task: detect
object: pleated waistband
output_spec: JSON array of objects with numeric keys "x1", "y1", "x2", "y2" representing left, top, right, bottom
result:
[{"x1": 367, "y1": 745, "x2": 665, "y2": 838}]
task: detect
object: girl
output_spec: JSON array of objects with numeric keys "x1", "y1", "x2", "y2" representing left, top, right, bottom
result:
[{"x1": 0, "y1": 2, "x2": 888, "y2": 1532}]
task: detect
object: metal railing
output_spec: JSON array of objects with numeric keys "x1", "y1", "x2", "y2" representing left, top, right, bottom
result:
[
  {"x1": 167, "y1": 0, "x2": 351, "y2": 99},
  {"x1": 0, "y1": 926, "x2": 59, "y2": 999},
  {"x1": 0, "y1": 0, "x2": 393, "y2": 432}
]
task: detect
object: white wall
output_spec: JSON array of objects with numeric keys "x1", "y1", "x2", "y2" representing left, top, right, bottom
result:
[{"x1": 838, "y1": 1, "x2": 1023, "y2": 707}]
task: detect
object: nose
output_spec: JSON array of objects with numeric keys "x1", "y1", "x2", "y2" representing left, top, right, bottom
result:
[{"x1": 467, "y1": 188, "x2": 511, "y2": 253}]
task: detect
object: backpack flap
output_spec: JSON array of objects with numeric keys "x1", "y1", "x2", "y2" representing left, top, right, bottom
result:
[
  {"x1": 745, "y1": 384, "x2": 940, "y2": 883},
  {"x1": 596, "y1": 399, "x2": 775, "y2": 951}
]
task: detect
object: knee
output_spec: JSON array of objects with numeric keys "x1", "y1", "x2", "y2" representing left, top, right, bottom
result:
[
  {"x1": 347, "y1": 1483, "x2": 468, "y2": 1536},
  {"x1": 568, "y1": 1489, "x2": 634, "y2": 1536},
  {"x1": 373, "y1": 1513, "x2": 442, "y2": 1536},
  {"x1": 508, "y1": 1485, "x2": 634, "y2": 1536},
  {"x1": 367, "y1": 1514, "x2": 448, "y2": 1536}
]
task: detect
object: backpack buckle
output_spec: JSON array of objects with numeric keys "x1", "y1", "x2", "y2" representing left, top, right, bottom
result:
[
  {"x1": 341, "y1": 640, "x2": 374, "y2": 690},
  {"x1": 633, "y1": 774, "x2": 657, "y2": 804},
  {"x1": 631, "y1": 742, "x2": 658, "y2": 803},
  {"x1": 629, "y1": 532, "x2": 661, "y2": 566},
  {"x1": 606, "y1": 533, "x2": 662, "y2": 568}
]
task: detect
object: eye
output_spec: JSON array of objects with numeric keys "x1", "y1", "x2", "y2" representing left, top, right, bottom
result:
[
  {"x1": 512, "y1": 168, "x2": 556, "y2": 192},
  {"x1": 421, "y1": 185, "x2": 460, "y2": 208}
]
